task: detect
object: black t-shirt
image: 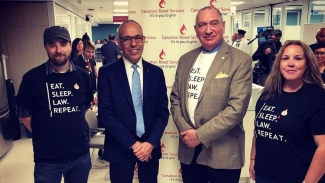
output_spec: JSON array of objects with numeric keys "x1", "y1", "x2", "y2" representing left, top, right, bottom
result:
[
  {"x1": 16, "y1": 63, "x2": 93, "y2": 163},
  {"x1": 254, "y1": 83, "x2": 325, "y2": 182}
]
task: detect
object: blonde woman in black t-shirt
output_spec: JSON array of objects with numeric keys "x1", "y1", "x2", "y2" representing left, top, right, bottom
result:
[{"x1": 249, "y1": 40, "x2": 325, "y2": 183}]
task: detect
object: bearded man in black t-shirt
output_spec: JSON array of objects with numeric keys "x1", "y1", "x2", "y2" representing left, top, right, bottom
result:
[{"x1": 16, "y1": 26, "x2": 93, "y2": 183}]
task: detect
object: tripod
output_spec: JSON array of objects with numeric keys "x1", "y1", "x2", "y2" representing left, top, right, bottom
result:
[
  {"x1": 266, "y1": 36, "x2": 278, "y2": 72},
  {"x1": 251, "y1": 35, "x2": 278, "y2": 86}
]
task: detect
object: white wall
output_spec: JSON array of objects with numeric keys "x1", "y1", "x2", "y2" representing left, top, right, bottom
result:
[
  {"x1": 283, "y1": 26, "x2": 301, "y2": 41},
  {"x1": 234, "y1": 0, "x2": 325, "y2": 57},
  {"x1": 54, "y1": 4, "x2": 92, "y2": 41},
  {"x1": 250, "y1": 8, "x2": 269, "y2": 57},
  {"x1": 303, "y1": 23, "x2": 325, "y2": 44}
]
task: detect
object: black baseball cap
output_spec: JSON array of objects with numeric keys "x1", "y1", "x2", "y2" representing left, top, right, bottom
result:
[
  {"x1": 272, "y1": 29, "x2": 282, "y2": 36},
  {"x1": 237, "y1": 29, "x2": 246, "y2": 35},
  {"x1": 43, "y1": 26, "x2": 71, "y2": 44}
]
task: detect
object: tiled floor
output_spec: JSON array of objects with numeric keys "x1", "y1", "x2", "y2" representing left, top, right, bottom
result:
[
  {"x1": 0, "y1": 129, "x2": 111, "y2": 183},
  {"x1": 0, "y1": 61, "x2": 255, "y2": 183},
  {"x1": 0, "y1": 128, "x2": 254, "y2": 183}
]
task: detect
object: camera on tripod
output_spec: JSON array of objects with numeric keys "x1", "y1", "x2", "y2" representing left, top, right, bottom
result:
[
  {"x1": 253, "y1": 61, "x2": 262, "y2": 75},
  {"x1": 248, "y1": 26, "x2": 274, "y2": 46},
  {"x1": 256, "y1": 26, "x2": 274, "y2": 40},
  {"x1": 252, "y1": 61, "x2": 263, "y2": 84},
  {"x1": 250, "y1": 26, "x2": 279, "y2": 85}
]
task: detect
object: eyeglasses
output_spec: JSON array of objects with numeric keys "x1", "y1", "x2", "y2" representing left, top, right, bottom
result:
[
  {"x1": 119, "y1": 35, "x2": 144, "y2": 44},
  {"x1": 314, "y1": 52, "x2": 325, "y2": 57}
]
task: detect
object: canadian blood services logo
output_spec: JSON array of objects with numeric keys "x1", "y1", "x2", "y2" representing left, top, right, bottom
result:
[
  {"x1": 161, "y1": 142, "x2": 166, "y2": 152},
  {"x1": 210, "y1": 0, "x2": 217, "y2": 6},
  {"x1": 159, "y1": 49, "x2": 166, "y2": 59},
  {"x1": 159, "y1": 0, "x2": 166, "y2": 8},
  {"x1": 180, "y1": 24, "x2": 187, "y2": 35}
]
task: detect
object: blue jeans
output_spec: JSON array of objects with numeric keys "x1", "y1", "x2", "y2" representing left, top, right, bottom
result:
[{"x1": 34, "y1": 152, "x2": 91, "y2": 183}]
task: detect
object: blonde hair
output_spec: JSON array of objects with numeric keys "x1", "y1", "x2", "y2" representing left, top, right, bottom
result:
[
  {"x1": 262, "y1": 40, "x2": 324, "y2": 99},
  {"x1": 83, "y1": 40, "x2": 96, "y2": 51}
]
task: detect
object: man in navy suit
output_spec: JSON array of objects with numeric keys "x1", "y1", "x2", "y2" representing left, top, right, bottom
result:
[{"x1": 97, "y1": 20, "x2": 169, "y2": 183}]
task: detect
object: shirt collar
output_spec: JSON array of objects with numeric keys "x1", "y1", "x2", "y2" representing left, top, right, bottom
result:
[
  {"x1": 201, "y1": 40, "x2": 223, "y2": 54},
  {"x1": 82, "y1": 54, "x2": 89, "y2": 62},
  {"x1": 46, "y1": 60, "x2": 76, "y2": 75},
  {"x1": 123, "y1": 57, "x2": 143, "y2": 70}
]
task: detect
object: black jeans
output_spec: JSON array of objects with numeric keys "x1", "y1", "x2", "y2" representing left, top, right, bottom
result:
[
  {"x1": 180, "y1": 145, "x2": 241, "y2": 183},
  {"x1": 110, "y1": 158, "x2": 159, "y2": 183}
]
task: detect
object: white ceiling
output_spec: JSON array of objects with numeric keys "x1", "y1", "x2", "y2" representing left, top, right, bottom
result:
[
  {"x1": 64, "y1": 0, "x2": 128, "y2": 25},
  {"x1": 63, "y1": 0, "x2": 301, "y2": 26},
  {"x1": 3, "y1": 0, "x2": 302, "y2": 26}
]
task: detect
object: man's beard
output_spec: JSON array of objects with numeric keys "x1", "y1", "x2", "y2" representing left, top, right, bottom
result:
[
  {"x1": 48, "y1": 52, "x2": 71, "y2": 67},
  {"x1": 274, "y1": 37, "x2": 281, "y2": 43}
]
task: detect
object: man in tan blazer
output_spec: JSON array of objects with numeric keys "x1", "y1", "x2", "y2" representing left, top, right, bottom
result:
[{"x1": 170, "y1": 6, "x2": 252, "y2": 183}]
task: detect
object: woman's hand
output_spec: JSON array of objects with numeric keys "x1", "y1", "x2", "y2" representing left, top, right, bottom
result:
[{"x1": 249, "y1": 159, "x2": 256, "y2": 181}]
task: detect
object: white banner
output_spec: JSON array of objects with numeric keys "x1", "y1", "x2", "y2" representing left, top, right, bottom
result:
[{"x1": 129, "y1": 0, "x2": 231, "y2": 182}]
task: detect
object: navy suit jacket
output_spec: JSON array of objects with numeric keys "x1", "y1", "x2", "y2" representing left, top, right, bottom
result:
[
  {"x1": 97, "y1": 58, "x2": 169, "y2": 164},
  {"x1": 71, "y1": 54, "x2": 96, "y2": 74},
  {"x1": 71, "y1": 55, "x2": 97, "y2": 93}
]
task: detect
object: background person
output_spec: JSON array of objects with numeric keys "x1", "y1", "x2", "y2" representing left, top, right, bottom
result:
[
  {"x1": 100, "y1": 34, "x2": 122, "y2": 65},
  {"x1": 231, "y1": 32, "x2": 237, "y2": 45},
  {"x1": 72, "y1": 40, "x2": 98, "y2": 94},
  {"x1": 81, "y1": 32, "x2": 90, "y2": 42},
  {"x1": 95, "y1": 39, "x2": 103, "y2": 49},
  {"x1": 103, "y1": 39, "x2": 107, "y2": 44},
  {"x1": 232, "y1": 29, "x2": 250, "y2": 54},
  {"x1": 313, "y1": 43, "x2": 325, "y2": 83},
  {"x1": 71, "y1": 38, "x2": 83, "y2": 60},
  {"x1": 252, "y1": 29, "x2": 283, "y2": 86},
  {"x1": 310, "y1": 28, "x2": 325, "y2": 51},
  {"x1": 97, "y1": 20, "x2": 168, "y2": 183},
  {"x1": 95, "y1": 40, "x2": 103, "y2": 62},
  {"x1": 16, "y1": 26, "x2": 93, "y2": 183},
  {"x1": 170, "y1": 6, "x2": 252, "y2": 183},
  {"x1": 249, "y1": 40, "x2": 325, "y2": 183}
]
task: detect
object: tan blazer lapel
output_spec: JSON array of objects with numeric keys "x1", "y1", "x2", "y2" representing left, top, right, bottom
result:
[{"x1": 197, "y1": 42, "x2": 228, "y2": 105}]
